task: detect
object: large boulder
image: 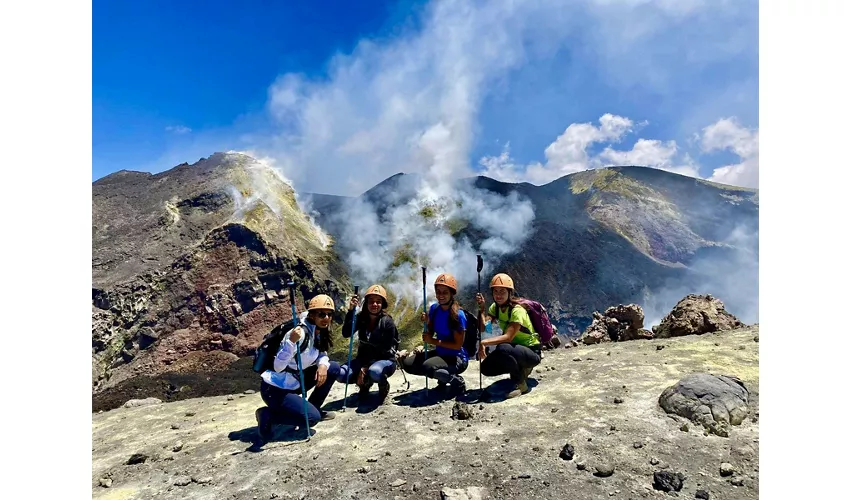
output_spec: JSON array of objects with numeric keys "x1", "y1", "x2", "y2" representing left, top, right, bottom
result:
[
  {"x1": 579, "y1": 311, "x2": 612, "y2": 344},
  {"x1": 653, "y1": 294, "x2": 744, "y2": 338},
  {"x1": 659, "y1": 373, "x2": 749, "y2": 437},
  {"x1": 579, "y1": 304, "x2": 654, "y2": 344}
]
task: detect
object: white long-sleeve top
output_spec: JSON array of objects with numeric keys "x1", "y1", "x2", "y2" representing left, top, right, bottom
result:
[{"x1": 260, "y1": 313, "x2": 331, "y2": 391}]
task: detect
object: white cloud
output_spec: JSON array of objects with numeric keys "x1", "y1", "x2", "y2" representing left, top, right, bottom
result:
[
  {"x1": 241, "y1": 0, "x2": 754, "y2": 196},
  {"x1": 165, "y1": 125, "x2": 191, "y2": 134},
  {"x1": 478, "y1": 113, "x2": 759, "y2": 185},
  {"x1": 702, "y1": 117, "x2": 759, "y2": 188},
  {"x1": 599, "y1": 139, "x2": 700, "y2": 178}
]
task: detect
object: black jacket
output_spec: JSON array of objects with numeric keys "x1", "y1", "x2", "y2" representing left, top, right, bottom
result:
[{"x1": 342, "y1": 310, "x2": 400, "y2": 363}]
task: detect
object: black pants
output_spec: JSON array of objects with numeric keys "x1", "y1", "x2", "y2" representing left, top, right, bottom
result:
[
  {"x1": 402, "y1": 350, "x2": 467, "y2": 386},
  {"x1": 480, "y1": 343, "x2": 541, "y2": 383},
  {"x1": 260, "y1": 361, "x2": 340, "y2": 426}
]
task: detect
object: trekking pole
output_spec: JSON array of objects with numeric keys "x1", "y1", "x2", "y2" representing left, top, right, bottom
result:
[
  {"x1": 476, "y1": 254, "x2": 483, "y2": 392},
  {"x1": 396, "y1": 357, "x2": 411, "y2": 391},
  {"x1": 421, "y1": 266, "x2": 429, "y2": 395},
  {"x1": 342, "y1": 285, "x2": 359, "y2": 412},
  {"x1": 287, "y1": 282, "x2": 311, "y2": 441}
]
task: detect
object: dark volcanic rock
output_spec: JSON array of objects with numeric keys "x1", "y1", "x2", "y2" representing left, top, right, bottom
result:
[
  {"x1": 653, "y1": 471, "x2": 685, "y2": 492},
  {"x1": 126, "y1": 453, "x2": 149, "y2": 465},
  {"x1": 559, "y1": 443, "x2": 575, "y2": 461},
  {"x1": 653, "y1": 294, "x2": 744, "y2": 338},
  {"x1": 659, "y1": 373, "x2": 749, "y2": 437},
  {"x1": 580, "y1": 305, "x2": 654, "y2": 344},
  {"x1": 451, "y1": 402, "x2": 474, "y2": 420}
]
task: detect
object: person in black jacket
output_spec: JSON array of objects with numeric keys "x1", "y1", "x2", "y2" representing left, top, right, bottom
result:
[{"x1": 337, "y1": 284, "x2": 400, "y2": 404}]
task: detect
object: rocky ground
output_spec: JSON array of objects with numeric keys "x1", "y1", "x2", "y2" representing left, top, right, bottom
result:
[{"x1": 92, "y1": 326, "x2": 759, "y2": 500}]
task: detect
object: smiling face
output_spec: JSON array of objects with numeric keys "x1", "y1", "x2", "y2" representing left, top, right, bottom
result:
[
  {"x1": 365, "y1": 294, "x2": 384, "y2": 315},
  {"x1": 310, "y1": 309, "x2": 334, "y2": 328},
  {"x1": 434, "y1": 284, "x2": 454, "y2": 305},
  {"x1": 492, "y1": 286, "x2": 510, "y2": 306}
]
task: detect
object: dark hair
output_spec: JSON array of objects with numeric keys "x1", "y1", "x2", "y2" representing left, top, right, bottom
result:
[
  {"x1": 449, "y1": 298, "x2": 462, "y2": 331},
  {"x1": 356, "y1": 309, "x2": 392, "y2": 332},
  {"x1": 306, "y1": 312, "x2": 334, "y2": 352}
]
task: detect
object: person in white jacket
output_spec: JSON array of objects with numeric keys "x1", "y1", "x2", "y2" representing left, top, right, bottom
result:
[{"x1": 255, "y1": 294, "x2": 341, "y2": 440}]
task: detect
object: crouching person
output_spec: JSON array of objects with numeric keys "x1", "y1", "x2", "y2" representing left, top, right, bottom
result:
[
  {"x1": 338, "y1": 284, "x2": 400, "y2": 404},
  {"x1": 401, "y1": 273, "x2": 469, "y2": 397},
  {"x1": 476, "y1": 273, "x2": 542, "y2": 399},
  {"x1": 255, "y1": 294, "x2": 341, "y2": 440}
]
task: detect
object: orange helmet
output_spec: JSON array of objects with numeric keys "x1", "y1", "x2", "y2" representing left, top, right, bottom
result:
[
  {"x1": 434, "y1": 273, "x2": 458, "y2": 293},
  {"x1": 490, "y1": 273, "x2": 514, "y2": 290},
  {"x1": 364, "y1": 284, "x2": 388, "y2": 309},
  {"x1": 307, "y1": 294, "x2": 335, "y2": 311}
]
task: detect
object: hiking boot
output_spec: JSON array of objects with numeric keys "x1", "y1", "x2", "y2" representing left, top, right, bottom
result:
[
  {"x1": 378, "y1": 380, "x2": 391, "y2": 403},
  {"x1": 255, "y1": 407, "x2": 272, "y2": 440},
  {"x1": 320, "y1": 410, "x2": 336, "y2": 421},
  {"x1": 507, "y1": 380, "x2": 530, "y2": 399},
  {"x1": 357, "y1": 384, "x2": 370, "y2": 402},
  {"x1": 449, "y1": 376, "x2": 466, "y2": 397}
]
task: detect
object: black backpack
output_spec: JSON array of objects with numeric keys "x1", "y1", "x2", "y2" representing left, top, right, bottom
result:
[
  {"x1": 462, "y1": 308, "x2": 481, "y2": 360},
  {"x1": 252, "y1": 322, "x2": 307, "y2": 373}
]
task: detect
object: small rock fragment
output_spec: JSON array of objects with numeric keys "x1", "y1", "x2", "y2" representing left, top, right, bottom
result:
[
  {"x1": 518, "y1": 474, "x2": 531, "y2": 479},
  {"x1": 126, "y1": 453, "x2": 149, "y2": 465},
  {"x1": 357, "y1": 466, "x2": 370, "y2": 474},
  {"x1": 730, "y1": 477, "x2": 744, "y2": 486},
  {"x1": 695, "y1": 490, "x2": 710, "y2": 499},
  {"x1": 657, "y1": 345, "x2": 664, "y2": 351},
  {"x1": 614, "y1": 397, "x2": 624, "y2": 404},
  {"x1": 227, "y1": 395, "x2": 235, "y2": 401},
  {"x1": 633, "y1": 442, "x2": 643, "y2": 449},
  {"x1": 650, "y1": 457, "x2": 660, "y2": 466},
  {"x1": 652, "y1": 471, "x2": 685, "y2": 492},
  {"x1": 192, "y1": 476, "x2": 213, "y2": 484},
  {"x1": 172, "y1": 442, "x2": 184, "y2": 452},
  {"x1": 174, "y1": 476, "x2": 192, "y2": 487},
  {"x1": 185, "y1": 411, "x2": 196, "y2": 417},
  {"x1": 122, "y1": 398, "x2": 162, "y2": 408},
  {"x1": 594, "y1": 464, "x2": 615, "y2": 477},
  {"x1": 680, "y1": 423, "x2": 689, "y2": 432},
  {"x1": 719, "y1": 463, "x2": 735, "y2": 477},
  {"x1": 452, "y1": 402, "x2": 474, "y2": 420},
  {"x1": 98, "y1": 478, "x2": 112, "y2": 488},
  {"x1": 559, "y1": 443, "x2": 575, "y2": 461},
  {"x1": 367, "y1": 457, "x2": 379, "y2": 463},
  {"x1": 390, "y1": 479, "x2": 407, "y2": 487},
  {"x1": 244, "y1": 389, "x2": 256, "y2": 394},
  {"x1": 171, "y1": 423, "x2": 181, "y2": 430},
  {"x1": 576, "y1": 462, "x2": 587, "y2": 471}
]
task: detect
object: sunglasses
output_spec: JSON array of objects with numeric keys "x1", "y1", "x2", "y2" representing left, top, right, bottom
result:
[{"x1": 314, "y1": 311, "x2": 333, "y2": 319}]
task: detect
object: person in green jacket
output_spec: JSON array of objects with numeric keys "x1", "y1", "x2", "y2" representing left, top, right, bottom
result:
[{"x1": 475, "y1": 273, "x2": 541, "y2": 398}]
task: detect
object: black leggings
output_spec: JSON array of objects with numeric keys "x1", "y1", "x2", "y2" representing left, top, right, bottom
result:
[
  {"x1": 402, "y1": 350, "x2": 467, "y2": 386},
  {"x1": 480, "y1": 343, "x2": 541, "y2": 383}
]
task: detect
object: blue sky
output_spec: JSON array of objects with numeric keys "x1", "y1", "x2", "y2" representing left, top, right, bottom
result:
[{"x1": 93, "y1": 0, "x2": 759, "y2": 195}]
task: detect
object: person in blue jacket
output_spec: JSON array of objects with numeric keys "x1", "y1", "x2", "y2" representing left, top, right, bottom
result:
[{"x1": 401, "y1": 273, "x2": 468, "y2": 396}]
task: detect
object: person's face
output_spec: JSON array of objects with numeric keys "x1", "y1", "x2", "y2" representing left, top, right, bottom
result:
[
  {"x1": 366, "y1": 295, "x2": 383, "y2": 315},
  {"x1": 434, "y1": 285, "x2": 453, "y2": 305},
  {"x1": 492, "y1": 287, "x2": 510, "y2": 306},
  {"x1": 311, "y1": 309, "x2": 333, "y2": 328}
]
